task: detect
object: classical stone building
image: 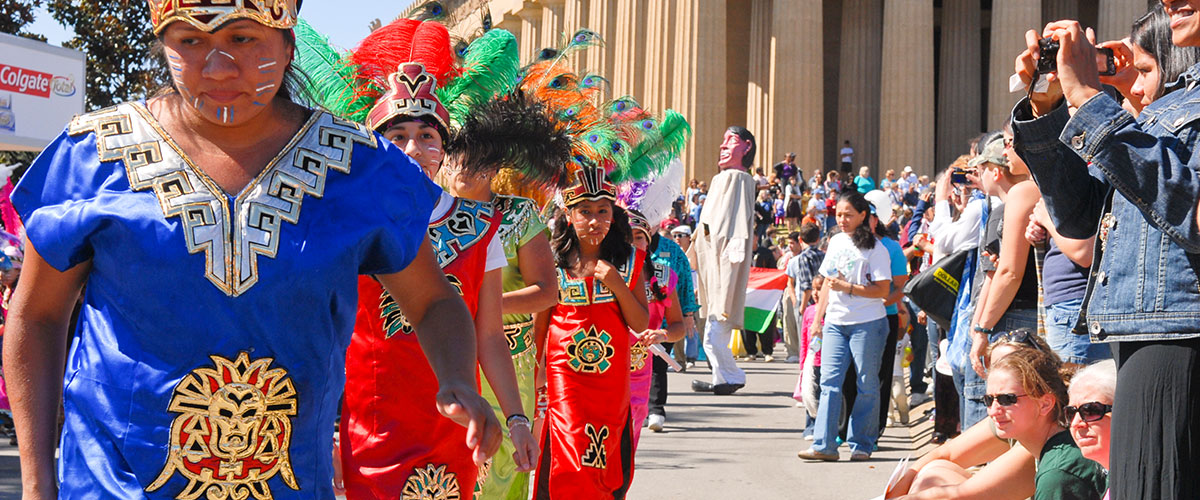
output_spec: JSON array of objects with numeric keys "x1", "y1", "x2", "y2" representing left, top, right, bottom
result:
[{"x1": 422, "y1": 0, "x2": 1150, "y2": 184}]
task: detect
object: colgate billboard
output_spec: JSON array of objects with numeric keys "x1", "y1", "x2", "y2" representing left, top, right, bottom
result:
[
  {"x1": 0, "y1": 64, "x2": 52, "y2": 98},
  {"x1": 0, "y1": 32, "x2": 85, "y2": 151}
]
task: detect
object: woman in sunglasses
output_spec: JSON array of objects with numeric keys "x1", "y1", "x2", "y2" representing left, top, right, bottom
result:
[
  {"x1": 887, "y1": 331, "x2": 1053, "y2": 499},
  {"x1": 1066, "y1": 360, "x2": 1116, "y2": 498}
]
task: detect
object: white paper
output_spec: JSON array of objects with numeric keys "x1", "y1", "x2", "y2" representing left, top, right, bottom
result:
[
  {"x1": 879, "y1": 454, "x2": 912, "y2": 499},
  {"x1": 647, "y1": 343, "x2": 683, "y2": 371}
]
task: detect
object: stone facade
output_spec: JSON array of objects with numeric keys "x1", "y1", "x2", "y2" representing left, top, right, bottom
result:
[{"x1": 417, "y1": 0, "x2": 1150, "y2": 185}]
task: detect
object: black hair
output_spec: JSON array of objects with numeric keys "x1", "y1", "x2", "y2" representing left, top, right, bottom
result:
[
  {"x1": 381, "y1": 116, "x2": 450, "y2": 146},
  {"x1": 837, "y1": 190, "x2": 876, "y2": 251},
  {"x1": 152, "y1": 26, "x2": 319, "y2": 107},
  {"x1": 1131, "y1": 4, "x2": 1200, "y2": 101},
  {"x1": 550, "y1": 201, "x2": 633, "y2": 271},
  {"x1": 445, "y1": 90, "x2": 572, "y2": 186},
  {"x1": 799, "y1": 223, "x2": 820, "y2": 245},
  {"x1": 727, "y1": 126, "x2": 757, "y2": 168}
]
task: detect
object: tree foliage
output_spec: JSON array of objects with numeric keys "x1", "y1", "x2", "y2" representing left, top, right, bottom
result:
[
  {"x1": 46, "y1": 0, "x2": 164, "y2": 110},
  {"x1": 0, "y1": 0, "x2": 46, "y2": 41}
]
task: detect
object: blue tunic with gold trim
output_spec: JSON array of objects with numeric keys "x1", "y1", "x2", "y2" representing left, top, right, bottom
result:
[{"x1": 11, "y1": 102, "x2": 440, "y2": 499}]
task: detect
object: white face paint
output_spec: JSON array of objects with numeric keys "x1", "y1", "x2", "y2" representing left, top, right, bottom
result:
[{"x1": 206, "y1": 48, "x2": 236, "y2": 62}]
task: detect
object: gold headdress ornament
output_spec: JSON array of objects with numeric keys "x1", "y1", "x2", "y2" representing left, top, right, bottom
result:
[
  {"x1": 366, "y1": 62, "x2": 451, "y2": 135},
  {"x1": 560, "y1": 164, "x2": 617, "y2": 208},
  {"x1": 148, "y1": 0, "x2": 301, "y2": 35}
]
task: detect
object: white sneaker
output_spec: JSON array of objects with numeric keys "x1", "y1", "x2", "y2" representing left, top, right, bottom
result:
[
  {"x1": 763, "y1": 355, "x2": 775, "y2": 363},
  {"x1": 647, "y1": 414, "x2": 665, "y2": 432}
]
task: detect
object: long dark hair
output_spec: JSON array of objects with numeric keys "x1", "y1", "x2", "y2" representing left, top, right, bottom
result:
[
  {"x1": 838, "y1": 190, "x2": 876, "y2": 251},
  {"x1": 727, "y1": 126, "x2": 757, "y2": 168},
  {"x1": 550, "y1": 201, "x2": 633, "y2": 270},
  {"x1": 1131, "y1": 4, "x2": 1200, "y2": 101}
]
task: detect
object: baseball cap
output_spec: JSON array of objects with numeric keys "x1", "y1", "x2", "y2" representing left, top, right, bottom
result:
[
  {"x1": 967, "y1": 135, "x2": 1008, "y2": 169},
  {"x1": 902, "y1": 165, "x2": 913, "y2": 174},
  {"x1": 671, "y1": 225, "x2": 693, "y2": 236}
]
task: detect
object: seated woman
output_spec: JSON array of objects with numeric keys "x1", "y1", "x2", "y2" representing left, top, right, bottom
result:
[
  {"x1": 1066, "y1": 360, "x2": 1116, "y2": 499},
  {"x1": 887, "y1": 330, "x2": 1070, "y2": 500}
]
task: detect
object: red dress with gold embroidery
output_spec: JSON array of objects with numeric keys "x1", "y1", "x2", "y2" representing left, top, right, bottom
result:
[
  {"x1": 535, "y1": 248, "x2": 644, "y2": 499},
  {"x1": 341, "y1": 197, "x2": 498, "y2": 499}
]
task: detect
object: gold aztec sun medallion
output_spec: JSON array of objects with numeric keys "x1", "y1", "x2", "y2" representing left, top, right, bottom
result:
[
  {"x1": 567, "y1": 326, "x2": 615, "y2": 373},
  {"x1": 147, "y1": 352, "x2": 299, "y2": 499}
]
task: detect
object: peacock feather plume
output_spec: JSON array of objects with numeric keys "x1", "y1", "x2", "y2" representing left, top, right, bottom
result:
[
  {"x1": 437, "y1": 28, "x2": 521, "y2": 127},
  {"x1": 293, "y1": 19, "x2": 375, "y2": 121}
]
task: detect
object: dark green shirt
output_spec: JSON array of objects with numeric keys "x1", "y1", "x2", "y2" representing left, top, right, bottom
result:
[{"x1": 1034, "y1": 431, "x2": 1107, "y2": 500}]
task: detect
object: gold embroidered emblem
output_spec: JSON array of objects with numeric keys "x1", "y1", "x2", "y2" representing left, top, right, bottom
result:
[
  {"x1": 381, "y1": 275, "x2": 463, "y2": 338},
  {"x1": 566, "y1": 326, "x2": 615, "y2": 373},
  {"x1": 401, "y1": 464, "x2": 461, "y2": 500},
  {"x1": 581, "y1": 424, "x2": 609, "y2": 469},
  {"x1": 630, "y1": 340, "x2": 648, "y2": 372},
  {"x1": 67, "y1": 103, "x2": 377, "y2": 297},
  {"x1": 146, "y1": 352, "x2": 299, "y2": 499}
]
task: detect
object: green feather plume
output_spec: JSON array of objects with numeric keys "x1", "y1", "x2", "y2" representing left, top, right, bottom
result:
[
  {"x1": 293, "y1": 19, "x2": 375, "y2": 121},
  {"x1": 437, "y1": 28, "x2": 521, "y2": 127},
  {"x1": 614, "y1": 109, "x2": 692, "y2": 183}
]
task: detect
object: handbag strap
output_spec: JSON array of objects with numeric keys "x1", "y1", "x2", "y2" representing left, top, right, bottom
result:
[{"x1": 1033, "y1": 241, "x2": 1048, "y2": 340}]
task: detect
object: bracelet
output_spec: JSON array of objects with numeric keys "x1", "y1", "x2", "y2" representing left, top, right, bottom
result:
[
  {"x1": 506, "y1": 413, "x2": 531, "y2": 429},
  {"x1": 972, "y1": 324, "x2": 994, "y2": 335}
]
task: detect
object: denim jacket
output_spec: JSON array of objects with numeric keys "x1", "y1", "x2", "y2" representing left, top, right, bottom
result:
[{"x1": 1012, "y1": 67, "x2": 1200, "y2": 343}]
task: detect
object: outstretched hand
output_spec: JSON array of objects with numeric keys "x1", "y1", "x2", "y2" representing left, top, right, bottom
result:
[
  {"x1": 436, "y1": 382, "x2": 503, "y2": 465},
  {"x1": 1042, "y1": 21, "x2": 1105, "y2": 108}
]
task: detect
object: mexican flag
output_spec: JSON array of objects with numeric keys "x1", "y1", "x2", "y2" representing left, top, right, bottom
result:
[{"x1": 744, "y1": 267, "x2": 788, "y2": 332}]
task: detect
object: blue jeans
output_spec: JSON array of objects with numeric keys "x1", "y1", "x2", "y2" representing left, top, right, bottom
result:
[
  {"x1": 953, "y1": 308, "x2": 1038, "y2": 429},
  {"x1": 1045, "y1": 297, "x2": 1112, "y2": 365},
  {"x1": 813, "y1": 317, "x2": 889, "y2": 455}
]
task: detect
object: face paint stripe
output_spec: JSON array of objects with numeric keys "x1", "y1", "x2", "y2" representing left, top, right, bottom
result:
[
  {"x1": 253, "y1": 101, "x2": 266, "y2": 106},
  {"x1": 257, "y1": 60, "x2": 277, "y2": 69},
  {"x1": 205, "y1": 49, "x2": 236, "y2": 61},
  {"x1": 194, "y1": 97, "x2": 204, "y2": 110}
]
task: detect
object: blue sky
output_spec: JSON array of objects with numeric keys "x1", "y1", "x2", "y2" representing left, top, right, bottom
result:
[{"x1": 27, "y1": 1, "x2": 416, "y2": 50}]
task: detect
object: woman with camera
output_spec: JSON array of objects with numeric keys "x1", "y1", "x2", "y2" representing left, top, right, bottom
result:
[{"x1": 1011, "y1": 3, "x2": 1200, "y2": 497}]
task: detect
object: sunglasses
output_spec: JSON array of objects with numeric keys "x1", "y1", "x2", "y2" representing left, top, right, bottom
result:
[
  {"x1": 1064, "y1": 402, "x2": 1113, "y2": 423},
  {"x1": 983, "y1": 393, "x2": 1026, "y2": 407},
  {"x1": 997, "y1": 329, "x2": 1045, "y2": 353}
]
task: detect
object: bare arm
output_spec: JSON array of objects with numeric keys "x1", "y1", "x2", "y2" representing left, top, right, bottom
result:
[
  {"x1": 377, "y1": 238, "x2": 501, "y2": 464},
  {"x1": 885, "y1": 274, "x2": 910, "y2": 308},
  {"x1": 828, "y1": 276, "x2": 891, "y2": 299},
  {"x1": 501, "y1": 232, "x2": 558, "y2": 315},
  {"x1": 895, "y1": 445, "x2": 1036, "y2": 500},
  {"x1": 474, "y1": 270, "x2": 537, "y2": 472},
  {"x1": 888, "y1": 419, "x2": 1021, "y2": 497},
  {"x1": 1034, "y1": 201, "x2": 1095, "y2": 268},
  {"x1": 661, "y1": 290, "x2": 686, "y2": 342},
  {"x1": 4, "y1": 242, "x2": 90, "y2": 499},
  {"x1": 976, "y1": 182, "x2": 1040, "y2": 330}
]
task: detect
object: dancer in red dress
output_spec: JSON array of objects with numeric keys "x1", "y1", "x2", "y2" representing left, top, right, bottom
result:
[{"x1": 534, "y1": 166, "x2": 650, "y2": 499}]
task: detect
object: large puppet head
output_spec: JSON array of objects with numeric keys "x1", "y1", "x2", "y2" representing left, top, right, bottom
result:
[{"x1": 719, "y1": 126, "x2": 756, "y2": 170}]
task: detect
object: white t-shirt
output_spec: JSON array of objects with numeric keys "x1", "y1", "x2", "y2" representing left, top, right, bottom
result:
[
  {"x1": 429, "y1": 192, "x2": 506, "y2": 272},
  {"x1": 819, "y1": 232, "x2": 891, "y2": 325},
  {"x1": 840, "y1": 146, "x2": 854, "y2": 163}
]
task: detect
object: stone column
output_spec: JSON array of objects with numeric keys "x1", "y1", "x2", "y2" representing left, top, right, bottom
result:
[
  {"x1": 771, "y1": 0, "x2": 823, "y2": 178},
  {"x1": 541, "y1": 1, "x2": 564, "y2": 53},
  {"x1": 987, "y1": 0, "x2": 1040, "y2": 130},
  {"x1": 1099, "y1": 0, "x2": 1149, "y2": 40},
  {"x1": 641, "y1": 0, "x2": 674, "y2": 113},
  {"x1": 746, "y1": 0, "x2": 772, "y2": 173},
  {"x1": 878, "y1": 0, "x2": 934, "y2": 179},
  {"x1": 612, "y1": 0, "x2": 648, "y2": 97},
  {"x1": 673, "y1": 0, "x2": 726, "y2": 184},
  {"x1": 517, "y1": 2, "x2": 543, "y2": 63},
  {"x1": 586, "y1": 0, "x2": 618, "y2": 82},
  {"x1": 837, "y1": 0, "x2": 884, "y2": 175},
  {"x1": 562, "y1": 0, "x2": 589, "y2": 71},
  {"x1": 936, "y1": 0, "x2": 982, "y2": 171},
  {"x1": 1041, "y1": 0, "x2": 1077, "y2": 24}
]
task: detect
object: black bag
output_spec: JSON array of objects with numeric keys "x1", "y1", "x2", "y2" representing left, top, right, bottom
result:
[{"x1": 903, "y1": 249, "x2": 970, "y2": 332}]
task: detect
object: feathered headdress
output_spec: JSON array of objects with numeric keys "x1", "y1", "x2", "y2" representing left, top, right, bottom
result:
[{"x1": 446, "y1": 90, "x2": 572, "y2": 188}]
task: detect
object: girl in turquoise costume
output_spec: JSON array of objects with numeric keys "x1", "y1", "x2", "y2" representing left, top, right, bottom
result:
[{"x1": 1, "y1": 2, "x2": 500, "y2": 498}]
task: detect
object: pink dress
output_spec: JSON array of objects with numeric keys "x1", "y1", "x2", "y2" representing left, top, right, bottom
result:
[{"x1": 630, "y1": 263, "x2": 677, "y2": 449}]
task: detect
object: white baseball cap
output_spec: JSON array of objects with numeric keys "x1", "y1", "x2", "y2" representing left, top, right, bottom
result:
[{"x1": 864, "y1": 189, "x2": 893, "y2": 224}]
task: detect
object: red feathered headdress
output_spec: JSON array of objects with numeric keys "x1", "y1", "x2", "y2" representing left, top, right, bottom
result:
[{"x1": 352, "y1": 18, "x2": 458, "y2": 134}]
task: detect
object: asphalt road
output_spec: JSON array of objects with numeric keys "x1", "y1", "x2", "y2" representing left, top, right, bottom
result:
[
  {"x1": 0, "y1": 356, "x2": 937, "y2": 500},
  {"x1": 627, "y1": 357, "x2": 936, "y2": 500}
]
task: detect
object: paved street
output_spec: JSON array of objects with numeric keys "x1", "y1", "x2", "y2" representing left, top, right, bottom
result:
[
  {"x1": 629, "y1": 357, "x2": 936, "y2": 500},
  {"x1": 0, "y1": 357, "x2": 935, "y2": 499}
]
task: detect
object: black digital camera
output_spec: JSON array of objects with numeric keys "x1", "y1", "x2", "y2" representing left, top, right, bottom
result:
[{"x1": 1037, "y1": 36, "x2": 1116, "y2": 76}]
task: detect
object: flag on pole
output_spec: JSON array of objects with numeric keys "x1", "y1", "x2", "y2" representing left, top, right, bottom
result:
[{"x1": 744, "y1": 267, "x2": 788, "y2": 333}]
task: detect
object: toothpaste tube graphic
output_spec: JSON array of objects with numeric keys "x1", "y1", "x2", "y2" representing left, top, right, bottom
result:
[{"x1": 0, "y1": 93, "x2": 14, "y2": 133}]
